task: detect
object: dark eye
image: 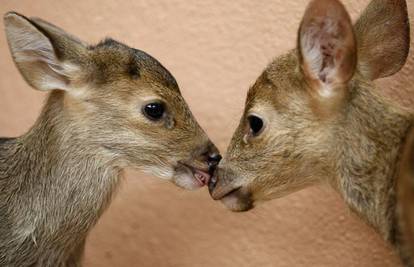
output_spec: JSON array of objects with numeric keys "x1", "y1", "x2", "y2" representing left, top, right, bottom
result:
[
  {"x1": 248, "y1": 115, "x2": 264, "y2": 136},
  {"x1": 143, "y1": 102, "x2": 165, "y2": 121}
]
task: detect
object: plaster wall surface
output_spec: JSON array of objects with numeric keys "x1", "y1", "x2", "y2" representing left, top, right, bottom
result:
[{"x1": 0, "y1": 0, "x2": 413, "y2": 266}]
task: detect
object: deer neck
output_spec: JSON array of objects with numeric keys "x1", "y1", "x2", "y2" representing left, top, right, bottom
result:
[
  {"x1": 332, "y1": 78, "x2": 412, "y2": 241},
  {"x1": 1, "y1": 90, "x2": 121, "y2": 241}
]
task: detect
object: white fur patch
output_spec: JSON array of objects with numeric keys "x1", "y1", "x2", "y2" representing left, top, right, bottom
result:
[{"x1": 142, "y1": 165, "x2": 174, "y2": 180}]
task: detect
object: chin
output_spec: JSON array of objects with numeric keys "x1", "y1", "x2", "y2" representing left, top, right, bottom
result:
[
  {"x1": 172, "y1": 172, "x2": 205, "y2": 190},
  {"x1": 219, "y1": 188, "x2": 254, "y2": 212},
  {"x1": 171, "y1": 162, "x2": 211, "y2": 190}
]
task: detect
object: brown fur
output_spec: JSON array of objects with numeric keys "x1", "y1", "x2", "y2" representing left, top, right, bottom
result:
[
  {"x1": 209, "y1": 0, "x2": 413, "y2": 265},
  {"x1": 398, "y1": 128, "x2": 414, "y2": 264},
  {"x1": 0, "y1": 12, "x2": 219, "y2": 266}
]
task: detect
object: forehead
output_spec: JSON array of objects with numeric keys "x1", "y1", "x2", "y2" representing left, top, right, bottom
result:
[
  {"x1": 87, "y1": 38, "x2": 179, "y2": 92},
  {"x1": 245, "y1": 52, "x2": 302, "y2": 110}
]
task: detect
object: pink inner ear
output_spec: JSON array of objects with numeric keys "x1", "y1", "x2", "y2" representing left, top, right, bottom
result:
[
  {"x1": 318, "y1": 28, "x2": 337, "y2": 82},
  {"x1": 318, "y1": 20, "x2": 346, "y2": 83},
  {"x1": 302, "y1": 17, "x2": 348, "y2": 84},
  {"x1": 299, "y1": 0, "x2": 356, "y2": 90}
]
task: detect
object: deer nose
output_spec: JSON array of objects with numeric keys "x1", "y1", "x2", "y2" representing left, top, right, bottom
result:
[
  {"x1": 201, "y1": 142, "x2": 221, "y2": 171},
  {"x1": 207, "y1": 153, "x2": 222, "y2": 169},
  {"x1": 207, "y1": 153, "x2": 221, "y2": 193},
  {"x1": 208, "y1": 173, "x2": 218, "y2": 193}
]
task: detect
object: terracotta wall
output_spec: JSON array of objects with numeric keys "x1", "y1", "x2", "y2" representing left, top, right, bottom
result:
[{"x1": 0, "y1": 1, "x2": 413, "y2": 266}]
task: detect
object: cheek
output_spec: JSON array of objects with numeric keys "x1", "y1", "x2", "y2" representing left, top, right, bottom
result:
[
  {"x1": 249, "y1": 175, "x2": 295, "y2": 201},
  {"x1": 164, "y1": 114, "x2": 175, "y2": 129},
  {"x1": 249, "y1": 175, "x2": 276, "y2": 194}
]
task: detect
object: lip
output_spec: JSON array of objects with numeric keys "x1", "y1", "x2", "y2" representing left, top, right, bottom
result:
[
  {"x1": 179, "y1": 163, "x2": 211, "y2": 186},
  {"x1": 211, "y1": 185, "x2": 242, "y2": 200},
  {"x1": 218, "y1": 186, "x2": 253, "y2": 212}
]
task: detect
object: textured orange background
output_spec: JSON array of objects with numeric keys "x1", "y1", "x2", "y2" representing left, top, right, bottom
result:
[{"x1": 0, "y1": 1, "x2": 413, "y2": 266}]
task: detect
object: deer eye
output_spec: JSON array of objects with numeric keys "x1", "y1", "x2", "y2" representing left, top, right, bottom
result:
[
  {"x1": 248, "y1": 115, "x2": 264, "y2": 136},
  {"x1": 143, "y1": 102, "x2": 165, "y2": 121}
]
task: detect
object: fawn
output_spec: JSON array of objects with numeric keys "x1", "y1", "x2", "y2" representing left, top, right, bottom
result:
[
  {"x1": 208, "y1": 0, "x2": 413, "y2": 264},
  {"x1": 0, "y1": 12, "x2": 220, "y2": 266}
]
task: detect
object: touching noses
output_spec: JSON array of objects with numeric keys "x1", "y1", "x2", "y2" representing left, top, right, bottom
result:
[
  {"x1": 201, "y1": 142, "x2": 221, "y2": 174},
  {"x1": 207, "y1": 153, "x2": 222, "y2": 170},
  {"x1": 205, "y1": 147, "x2": 221, "y2": 193}
]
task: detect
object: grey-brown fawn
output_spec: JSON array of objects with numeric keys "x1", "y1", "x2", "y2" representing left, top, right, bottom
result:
[
  {"x1": 0, "y1": 12, "x2": 220, "y2": 267},
  {"x1": 208, "y1": 0, "x2": 413, "y2": 265}
]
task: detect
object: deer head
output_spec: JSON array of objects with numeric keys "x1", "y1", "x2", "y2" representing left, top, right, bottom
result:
[
  {"x1": 209, "y1": 0, "x2": 410, "y2": 211},
  {"x1": 4, "y1": 12, "x2": 221, "y2": 190}
]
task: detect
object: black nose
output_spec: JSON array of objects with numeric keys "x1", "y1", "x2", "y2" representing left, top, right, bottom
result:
[
  {"x1": 208, "y1": 174, "x2": 218, "y2": 193},
  {"x1": 207, "y1": 153, "x2": 222, "y2": 168}
]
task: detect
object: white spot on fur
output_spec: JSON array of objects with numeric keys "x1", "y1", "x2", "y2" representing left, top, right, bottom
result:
[{"x1": 318, "y1": 83, "x2": 335, "y2": 98}]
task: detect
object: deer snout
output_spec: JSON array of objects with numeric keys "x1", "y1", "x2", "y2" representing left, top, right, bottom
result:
[
  {"x1": 207, "y1": 153, "x2": 222, "y2": 172},
  {"x1": 197, "y1": 142, "x2": 221, "y2": 169},
  {"x1": 174, "y1": 141, "x2": 221, "y2": 190},
  {"x1": 182, "y1": 141, "x2": 221, "y2": 186},
  {"x1": 208, "y1": 167, "x2": 237, "y2": 200},
  {"x1": 208, "y1": 168, "x2": 253, "y2": 211}
]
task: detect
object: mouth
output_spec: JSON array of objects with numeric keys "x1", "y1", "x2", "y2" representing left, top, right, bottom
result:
[
  {"x1": 220, "y1": 186, "x2": 253, "y2": 212},
  {"x1": 210, "y1": 183, "x2": 242, "y2": 200},
  {"x1": 209, "y1": 178, "x2": 253, "y2": 212},
  {"x1": 179, "y1": 163, "x2": 211, "y2": 186}
]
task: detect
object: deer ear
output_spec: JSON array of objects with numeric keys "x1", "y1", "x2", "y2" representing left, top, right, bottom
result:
[
  {"x1": 3, "y1": 12, "x2": 87, "y2": 91},
  {"x1": 298, "y1": 0, "x2": 356, "y2": 98},
  {"x1": 355, "y1": 0, "x2": 410, "y2": 80}
]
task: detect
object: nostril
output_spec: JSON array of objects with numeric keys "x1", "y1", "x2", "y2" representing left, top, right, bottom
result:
[{"x1": 207, "y1": 153, "x2": 222, "y2": 167}]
